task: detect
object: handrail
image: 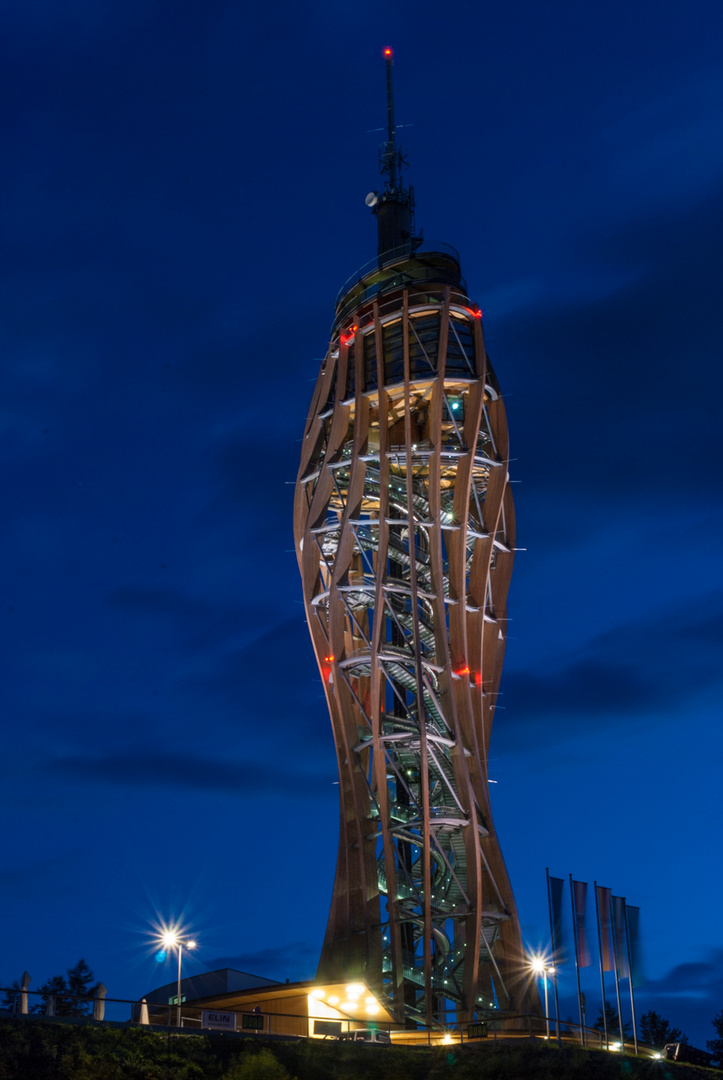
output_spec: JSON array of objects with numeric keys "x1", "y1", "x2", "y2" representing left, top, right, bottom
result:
[
  {"x1": 0, "y1": 989, "x2": 648, "y2": 1055},
  {"x1": 334, "y1": 240, "x2": 462, "y2": 308},
  {"x1": 332, "y1": 260, "x2": 468, "y2": 333}
]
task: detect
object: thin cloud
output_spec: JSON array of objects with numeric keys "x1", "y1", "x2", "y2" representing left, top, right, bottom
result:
[
  {"x1": 643, "y1": 952, "x2": 723, "y2": 1004},
  {"x1": 206, "y1": 942, "x2": 318, "y2": 982},
  {"x1": 496, "y1": 180, "x2": 723, "y2": 502},
  {"x1": 500, "y1": 593, "x2": 723, "y2": 732},
  {"x1": 46, "y1": 750, "x2": 330, "y2": 797}
]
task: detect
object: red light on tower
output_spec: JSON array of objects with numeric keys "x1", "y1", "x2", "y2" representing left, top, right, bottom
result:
[
  {"x1": 383, "y1": 47, "x2": 393, "y2": 58},
  {"x1": 321, "y1": 655, "x2": 335, "y2": 685}
]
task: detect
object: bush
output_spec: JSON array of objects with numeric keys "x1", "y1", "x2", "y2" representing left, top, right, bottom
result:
[{"x1": 223, "y1": 1047, "x2": 293, "y2": 1080}]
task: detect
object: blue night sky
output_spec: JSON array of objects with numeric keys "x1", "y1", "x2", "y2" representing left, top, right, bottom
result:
[{"x1": 2, "y1": 0, "x2": 722, "y2": 1047}]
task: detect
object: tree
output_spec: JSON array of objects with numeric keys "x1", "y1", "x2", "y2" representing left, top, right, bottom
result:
[
  {"x1": 1, "y1": 981, "x2": 21, "y2": 1011},
  {"x1": 639, "y1": 1010, "x2": 685, "y2": 1048},
  {"x1": 592, "y1": 1000, "x2": 631, "y2": 1037},
  {"x1": 707, "y1": 1009, "x2": 723, "y2": 1064},
  {"x1": 65, "y1": 958, "x2": 97, "y2": 1016},
  {"x1": 32, "y1": 974, "x2": 71, "y2": 1016},
  {"x1": 29, "y1": 959, "x2": 98, "y2": 1017}
]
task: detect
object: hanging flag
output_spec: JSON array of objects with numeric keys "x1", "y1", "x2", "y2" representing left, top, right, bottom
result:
[
  {"x1": 612, "y1": 896, "x2": 628, "y2": 977},
  {"x1": 571, "y1": 880, "x2": 591, "y2": 966},
  {"x1": 597, "y1": 885, "x2": 614, "y2": 972},
  {"x1": 547, "y1": 872, "x2": 565, "y2": 963},
  {"x1": 626, "y1": 905, "x2": 642, "y2": 985}
]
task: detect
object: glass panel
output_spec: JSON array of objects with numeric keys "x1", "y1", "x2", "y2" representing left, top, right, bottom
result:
[
  {"x1": 383, "y1": 319, "x2": 404, "y2": 386},
  {"x1": 446, "y1": 315, "x2": 475, "y2": 376},
  {"x1": 363, "y1": 332, "x2": 378, "y2": 391},
  {"x1": 409, "y1": 314, "x2": 439, "y2": 379},
  {"x1": 345, "y1": 342, "x2": 356, "y2": 400}
]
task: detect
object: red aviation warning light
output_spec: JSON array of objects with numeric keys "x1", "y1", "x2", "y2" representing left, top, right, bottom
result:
[
  {"x1": 383, "y1": 47, "x2": 393, "y2": 58},
  {"x1": 340, "y1": 324, "x2": 359, "y2": 346},
  {"x1": 322, "y1": 654, "x2": 335, "y2": 685}
]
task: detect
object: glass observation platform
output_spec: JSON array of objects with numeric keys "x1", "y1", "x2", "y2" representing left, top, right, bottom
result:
[{"x1": 332, "y1": 241, "x2": 467, "y2": 334}]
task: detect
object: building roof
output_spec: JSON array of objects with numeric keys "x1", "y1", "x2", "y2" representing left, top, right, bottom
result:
[
  {"x1": 184, "y1": 978, "x2": 394, "y2": 1025},
  {"x1": 143, "y1": 968, "x2": 281, "y2": 1005}
]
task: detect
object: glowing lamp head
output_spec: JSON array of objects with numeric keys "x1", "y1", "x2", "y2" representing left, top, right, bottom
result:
[
  {"x1": 530, "y1": 956, "x2": 545, "y2": 975},
  {"x1": 162, "y1": 931, "x2": 178, "y2": 948},
  {"x1": 186, "y1": 940, "x2": 197, "y2": 950},
  {"x1": 383, "y1": 47, "x2": 393, "y2": 58}
]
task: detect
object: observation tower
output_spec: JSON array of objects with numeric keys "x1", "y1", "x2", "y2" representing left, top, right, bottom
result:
[{"x1": 294, "y1": 50, "x2": 536, "y2": 1029}]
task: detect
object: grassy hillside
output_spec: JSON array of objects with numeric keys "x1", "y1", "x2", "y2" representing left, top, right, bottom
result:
[{"x1": 0, "y1": 1021, "x2": 717, "y2": 1080}]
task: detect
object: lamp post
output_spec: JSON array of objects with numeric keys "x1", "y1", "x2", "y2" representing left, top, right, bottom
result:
[
  {"x1": 530, "y1": 956, "x2": 555, "y2": 1040},
  {"x1": 162, "y1": 930, "x2": 197, "y2": 1027}
]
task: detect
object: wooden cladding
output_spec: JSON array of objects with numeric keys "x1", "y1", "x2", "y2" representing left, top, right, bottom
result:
[{"x1": 294, "y1": 282, "x2": 537, "y2": 1028}]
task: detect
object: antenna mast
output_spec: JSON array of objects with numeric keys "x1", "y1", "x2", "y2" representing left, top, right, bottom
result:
[
  {"x1": 367, "y1": 47, "x2": 420, "y2": 263},
  {"x1": 384, "y1": 47, "x2": 398, "y2": 191}
]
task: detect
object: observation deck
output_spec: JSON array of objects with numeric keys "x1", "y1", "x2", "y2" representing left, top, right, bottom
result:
[{"x1": 332, "y1": 241, "x2": 467, "y2": 334}]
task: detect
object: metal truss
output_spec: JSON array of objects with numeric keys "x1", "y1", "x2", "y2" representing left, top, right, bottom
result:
[{"x1": 295, "y1": 258, "x2": 537, "y2": 1029}]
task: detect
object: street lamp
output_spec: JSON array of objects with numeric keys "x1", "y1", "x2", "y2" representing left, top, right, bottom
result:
[
  {"x1": 530, "y1": 956, "x2": 555, "y2": 1040},
  {"x1": 161, "y1": 929, "x2": 197, "y2": 1027}
]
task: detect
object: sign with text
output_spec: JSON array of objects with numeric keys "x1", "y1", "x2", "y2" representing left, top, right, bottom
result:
[
  {"x1": 202, "y1": 1010, "x2": 237, "y2": 1031},
  {"x1": 467, "y1": 1021, "x2": 488, "y2": 1039},
  {"x1": 241, "y1": 1012, "x2": 265, "y2": 1031},
  {"x1": 314, "y1": 1019, "x2": 342, "y2": 1037}
]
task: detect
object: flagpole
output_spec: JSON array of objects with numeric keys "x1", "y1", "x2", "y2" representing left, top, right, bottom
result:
[
  {"x1": 624, "y1": 900, "x2": 638, "y2": 1056},
  {"x1": 610, "y1": 899, "x2": 626, "y2": 1053},
  {"x1": 594, "y1": 882, "x2": 608, "y2": 1048},
  {"x1": 568, "y1": 874, "x2": 585, "y2": 1046},
  {"x1": 546, "y1": 868, "x2": 561, "y2": 1044}
]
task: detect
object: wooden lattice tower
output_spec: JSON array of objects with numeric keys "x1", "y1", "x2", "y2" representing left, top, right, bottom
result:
[{"x1": 294, "y1": 50, "x2": 537, "y2": 1029}]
